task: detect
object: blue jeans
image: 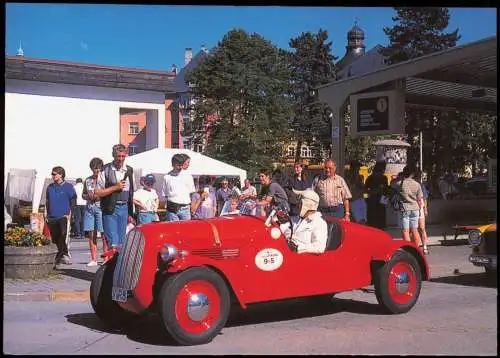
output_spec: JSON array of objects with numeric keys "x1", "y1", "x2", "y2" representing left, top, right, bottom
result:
[
  {"x1": 398, "y1": 210, "x2": 420, "y2": 229},
  {"x1": 73, "y1": 205, "x2": 86, "y2": 236},
  {"x1": 320, "y1": 204, "x2": 345, "y2": 218},
  {"x1": 103, "y1": 203, "x2": 128, "y2": 247},
  {"x1": 138, "y1": 212, "x2": 156, "y2": 225},
  {"x1": 84, "y1": 205, "x2": 104, "y2": 233},
  {"x1": 166, "y1": 205, "x2": 191, "y2": 221}
]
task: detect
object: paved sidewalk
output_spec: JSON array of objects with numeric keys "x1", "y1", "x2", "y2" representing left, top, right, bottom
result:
[
  {"x1": 4, "y1": 238, "x2": 99, "y2": 302},
  {"x1": 4, "y1": 225, "x2": 468, "y2": 302}
]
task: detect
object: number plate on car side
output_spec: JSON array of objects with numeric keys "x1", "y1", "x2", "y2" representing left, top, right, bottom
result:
[{"x1": 112, "y1": 287, "x2": 129, "y2": 302}]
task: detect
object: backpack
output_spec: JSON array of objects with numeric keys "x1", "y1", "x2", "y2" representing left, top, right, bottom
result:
[{"x1": 390, "y1": 179, "x2": 405, "y2": 211}]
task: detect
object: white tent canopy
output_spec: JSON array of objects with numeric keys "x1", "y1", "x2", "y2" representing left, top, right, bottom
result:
[{"x1": 125, "y1": 148, "x2": 247, "y2": 188}]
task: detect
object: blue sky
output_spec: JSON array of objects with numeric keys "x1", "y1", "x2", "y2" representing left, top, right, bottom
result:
[{"x1": 5, "y1": 5, "x2": 497, "y2": 72}]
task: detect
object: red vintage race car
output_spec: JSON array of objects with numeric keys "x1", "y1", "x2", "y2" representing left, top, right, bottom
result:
[{"x1": 90, "y1": 205, "x2": 430, "y2": 346}]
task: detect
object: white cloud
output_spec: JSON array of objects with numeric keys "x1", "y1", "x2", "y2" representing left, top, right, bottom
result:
[{"x1": 80, "y1": 41, "x2": 88, "y2": 51}]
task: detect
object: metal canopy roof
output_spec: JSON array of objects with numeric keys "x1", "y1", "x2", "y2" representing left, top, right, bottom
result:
[{"x1": 318, "y1": 36, "x2": 497, "y2": 113}]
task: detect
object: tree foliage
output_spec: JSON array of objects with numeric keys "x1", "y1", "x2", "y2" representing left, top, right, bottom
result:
[
  {"x1": 183, "y1": 29, "x2": 293, "y2": 178},
  {"x1": 382, "y1": 7, "x2": 460, "y2": 64},
  {"x1": 287, "y1": 29, "x2": 338, "y2": 163}
]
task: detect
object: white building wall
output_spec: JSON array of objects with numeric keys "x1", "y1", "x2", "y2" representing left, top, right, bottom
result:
[{"x1": 5, "y1": 79, "x2": 166, "y2": 211}]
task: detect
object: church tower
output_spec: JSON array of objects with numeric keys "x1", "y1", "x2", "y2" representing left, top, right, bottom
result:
[
  {"x1": 345, "y1": 19, "x2": 365, "y2": 57},
  {"x1": 336, "y1": 19, "x2": 366, "y2": 72}
]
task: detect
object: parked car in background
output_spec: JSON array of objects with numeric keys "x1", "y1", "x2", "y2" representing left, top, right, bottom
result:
[
  {"x1": 467, "y1": 223, "x2": 497, "y2": 276},
  {"x1": 464, "y1": 177, "x2": 489, "y2": 197},
  {"x1": 90, "y1": 203, "x2": 429, "y2": 346}
]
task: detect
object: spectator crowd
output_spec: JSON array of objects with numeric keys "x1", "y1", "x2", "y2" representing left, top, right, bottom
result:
[{"x1": 46, "y1": 143, "x2": 436, "y2": 267}]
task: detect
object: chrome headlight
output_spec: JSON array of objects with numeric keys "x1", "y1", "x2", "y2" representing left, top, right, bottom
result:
[
  {"x1": 160, "y1": 244, "x2": 178, "y2": 262},
  {"x1": 468, "y1": 230, "x2": 482, "y2": 246}
]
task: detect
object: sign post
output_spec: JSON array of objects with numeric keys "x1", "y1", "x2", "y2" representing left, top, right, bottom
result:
[{"x1": 350, "y1": 89, "x2": 405, "y2": 137}]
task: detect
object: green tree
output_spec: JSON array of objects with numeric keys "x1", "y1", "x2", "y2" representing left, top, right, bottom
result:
[
  {"x1": 382, "y1": 7, "x2": 460, "y2": 64},
  {"x1": 288, "y1": 29, "x2": 337, "y2": 163},
  {"x1": 183, "y1": 29, "x2": 293, "y2": 178},
  {"x1": 382, "y1": 7, "x2": 462, "y2": 188}
]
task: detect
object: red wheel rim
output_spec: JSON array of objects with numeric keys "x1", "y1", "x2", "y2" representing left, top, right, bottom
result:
[
  {"x1": 175, "y1": 280, "x2": 221, "y2": 334},
  {"x1": 387, "y1": 261, "x2": 417, "y2": 305}
]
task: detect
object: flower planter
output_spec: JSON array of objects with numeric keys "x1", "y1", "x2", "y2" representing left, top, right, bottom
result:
[{"x1": 4, "y1": 244, "x2": 58, "y2": 279}]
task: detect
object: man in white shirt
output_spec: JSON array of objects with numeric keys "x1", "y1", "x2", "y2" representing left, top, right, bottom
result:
[
  {"x1": 280, "y1": 189, "x2": 328, "y2": 255},
  {"x1": 133, "y1": 174, "x2": 159, "y2": 225},
  {"x1": 160, "y1": 153, "x2": 196, "y2": 221}
]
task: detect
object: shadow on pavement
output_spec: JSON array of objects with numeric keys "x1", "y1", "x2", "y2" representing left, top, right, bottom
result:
[
  {"x1": 226, "y1": 296, "x2": 385, "y2": 328},
  {"x1": 56, "y1": 268, "x2": 95, "y2": 282},
  {"x1": 429, "y1": 272, "x2": 497, "y2": 288},
  {"x1": 66, "y1": 296, "x2": 385, "y2": 347},
  {"x1": 65, "y1": 313, "x2": 128, "y2": 334}
]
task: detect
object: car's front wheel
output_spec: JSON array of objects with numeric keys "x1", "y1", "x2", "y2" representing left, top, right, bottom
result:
[
  {"x1": 374, "y1": 250, "x2": 422, "y2": 314},
  {"x1": 158, "y1": 267, "x2": 230, "y2": 346},
  {"x1": 90, "y1": 255, "x2": 136, "y2": 328}
]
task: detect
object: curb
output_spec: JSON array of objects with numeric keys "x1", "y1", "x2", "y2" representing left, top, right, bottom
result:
[{"x1": 4, "y1": 290, "x2": 90, "y2": 302}]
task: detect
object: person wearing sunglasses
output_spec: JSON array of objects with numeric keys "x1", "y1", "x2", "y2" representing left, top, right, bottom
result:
[
  {"x1": 45, "y1": 166, "x2": 77, "y2": 266},
  {"x1": 93, "y1": 144, "x2": 135, "y2": 251}
]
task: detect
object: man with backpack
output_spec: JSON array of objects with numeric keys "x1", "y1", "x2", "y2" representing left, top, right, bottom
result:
[{"x1": 390, "y1": 164, "x2": 423, "y2": 247}]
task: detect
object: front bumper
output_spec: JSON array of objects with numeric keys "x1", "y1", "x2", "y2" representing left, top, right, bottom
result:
[{"x1": 469, "y1": 254, "x2": 497, "y2": 269}]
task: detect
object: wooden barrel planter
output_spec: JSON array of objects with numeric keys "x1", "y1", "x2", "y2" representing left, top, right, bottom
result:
[{"x1": 4, "y1": 244, "x2": 58, "y2": 279}]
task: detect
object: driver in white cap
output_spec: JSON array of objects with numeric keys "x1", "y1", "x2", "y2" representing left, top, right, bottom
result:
[{"x1": 280, "y1": 189, "x2": 328, "y2": 254}]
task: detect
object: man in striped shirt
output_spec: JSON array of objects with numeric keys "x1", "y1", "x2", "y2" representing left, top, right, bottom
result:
[{"x1": 315, "y1": 159, "x2": 352, "y2": 221}]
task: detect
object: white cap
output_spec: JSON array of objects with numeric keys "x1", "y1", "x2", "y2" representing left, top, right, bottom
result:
[{"x1": 293, "y1": 189, "x2": 320, "y2": 217}]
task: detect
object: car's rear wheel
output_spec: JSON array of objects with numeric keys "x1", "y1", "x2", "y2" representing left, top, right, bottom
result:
[
  {"x1": 374, "y1": 250, "x2": 422, "y2": 314},
  {"x1": 90, "y1": 255, "x2": 135, "y2": 328},
  {"x1": 159, "y1": 267, "x2": 230, "y2": 346}
]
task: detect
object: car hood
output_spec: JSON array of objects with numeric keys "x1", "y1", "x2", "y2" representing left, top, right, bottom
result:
[{"x1": 137, "y1": 215, "x2": 267, "y2": 250}]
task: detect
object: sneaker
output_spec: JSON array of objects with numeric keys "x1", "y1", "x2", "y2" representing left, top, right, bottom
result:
[
  {"x1": 60, "y1": 255, "x2": 72, "y2": 265},
  {"x1": 87, "y1": 260, "x2": 98, "y2": 267}
]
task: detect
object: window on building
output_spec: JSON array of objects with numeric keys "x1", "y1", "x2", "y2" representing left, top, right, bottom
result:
[
  {"x1": 287, "y1": 146, "x2": 295, "y2": 157},
  {"x1": 129, "y1": 122, "x2": 139, "y2": 135},
  {"x1": 128, "y1": 144, "x2": 139, "y2": 156},
  {"x1": 300, "y1": 145, "x2": 312, "y2": 158}
]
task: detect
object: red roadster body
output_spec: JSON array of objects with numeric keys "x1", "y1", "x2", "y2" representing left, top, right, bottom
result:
[{"x1": 91, "y1": 212, "x2": 429, "y2": 346}]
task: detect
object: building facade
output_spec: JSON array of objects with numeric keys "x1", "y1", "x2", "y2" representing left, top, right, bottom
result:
[{"x1": 5, "y1": 55, "x2": 175, "y2": 181}]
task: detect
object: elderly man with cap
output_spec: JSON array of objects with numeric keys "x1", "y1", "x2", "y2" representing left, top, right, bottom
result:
[
  {"x1": 133, "y1": 174, "x2": 159, "y2": 225},
  {"x1": 280, "y1": 189, "x2": 328, "y2": 255}
]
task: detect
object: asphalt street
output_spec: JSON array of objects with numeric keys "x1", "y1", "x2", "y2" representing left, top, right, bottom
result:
[{"x1": 3, "y1": 245, "x2": 497, "y2": 355}]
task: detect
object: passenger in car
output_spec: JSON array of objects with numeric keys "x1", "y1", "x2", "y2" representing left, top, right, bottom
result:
[{"x1": 279, "y1": 189, "x2": 328, "y2": 254}]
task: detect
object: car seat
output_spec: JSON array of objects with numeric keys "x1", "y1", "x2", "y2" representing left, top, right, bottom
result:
[{"x1": 325, "y1": 221, "x2": 342, "y2": 251}]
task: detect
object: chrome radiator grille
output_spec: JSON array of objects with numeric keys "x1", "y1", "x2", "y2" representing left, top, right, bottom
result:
[{"x1": 113, "y1": 229, "x2": 145, "y2": 290}]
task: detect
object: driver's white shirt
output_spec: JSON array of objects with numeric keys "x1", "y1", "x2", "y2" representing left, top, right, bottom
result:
[{"x1": 280, "y1": 211, "x2": 328, "y2": 254}]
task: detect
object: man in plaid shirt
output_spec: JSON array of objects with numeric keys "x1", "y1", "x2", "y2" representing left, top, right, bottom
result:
[{"x1": 315, "y1": 159, "x2": 352, "y2": 221}]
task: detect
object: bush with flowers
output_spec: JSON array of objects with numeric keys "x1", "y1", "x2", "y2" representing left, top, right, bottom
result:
[{"x1": 4, "y1": 226, "x2": 52, "y2": 247}]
